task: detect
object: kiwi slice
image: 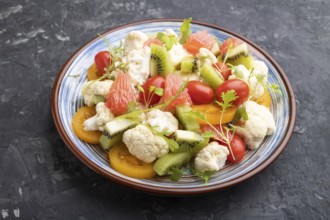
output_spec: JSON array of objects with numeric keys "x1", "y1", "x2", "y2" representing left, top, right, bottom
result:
[
  {"x1": 99, "y1": 119, "x2": 137, "y2": 150},
  {"x1": 181, "y1": 57, "x2": 200, "y2": 73},
  {"x1": 150, "y1": 44, "x2": 174, "y2": 76},
  {"x1": 176, "y1": 106, "x2": 200, "y2": 132},
  {"x1": 222, "y1": 43, "x2": 254, "y2": 69},
  {"x1": 200, "y1": 63, "x2": 224, "y2": 90},
  {"x1": 174, "y1": 130, "x2": 204, "y2": 148},
  {"x1": 153, "y1": 152, "x2": 191, "y2": 176}
]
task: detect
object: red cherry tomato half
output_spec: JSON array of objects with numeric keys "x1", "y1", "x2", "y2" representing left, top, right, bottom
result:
[
  {"x1": 139, "y1": 76, "x2": 165, "y2": 106},
  {"x1": 214, "y1": 62, "x2": 232, "y2": 80},
  {"x1": 215, "y1": 79, "x2": 249, "y2": 106},
  {"x1": 225, "y1": 134, "x2": 246, "y2": 163},
  {"x1": 187, "y1": 81, "x2": 214, "y2": 104},
  {"x1": 220, "y1": 38, "x2": 241, "y2": 56},
  {"x1": 94, "y1": 51, "x2": 111, "y2": 75}
]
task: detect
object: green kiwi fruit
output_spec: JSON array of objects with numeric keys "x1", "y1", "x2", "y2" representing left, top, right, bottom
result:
[
  {"x1": 150, "y1": 44, "x2": 174, "y2": 76},
  {"x1": 200, "y1": 63, "x2": 224, "y2": 90},
  {"x1": 181, "y1": 57, "x2": 200, "y2": 73},
  {"x1": 222, "y1": 43, "x2": 254, "y2": 69},
  {"x1": 176, "y1": 106, "x2": 200, "y2": 132},
  {"x1": 153, "y1": 152, "x2": 191, "y2": 176}
]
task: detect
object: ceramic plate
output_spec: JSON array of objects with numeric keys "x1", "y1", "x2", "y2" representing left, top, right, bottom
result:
[{"x1": 52, "y1": 19, "x2": 296, "y2": 195}]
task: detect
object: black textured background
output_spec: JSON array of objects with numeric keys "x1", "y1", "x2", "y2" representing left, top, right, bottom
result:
[{"x1": 0, "y1": 0, "x2": 329, "y2": 219}]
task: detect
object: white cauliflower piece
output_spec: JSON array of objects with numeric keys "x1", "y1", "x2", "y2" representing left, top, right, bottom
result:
[
  {"x1": 198, "y1": 48, "x2": 217, "y2": 65},
  {"x1": 236, "y1": 101, "x2": 276, "y2": 150},
  {"x1": 124, "y1": 31, "x2": 149, "y2": 54},
  {"x1": 124, "y1": 47, "x2": 151, "y2": 85},
  {"x1": 164, "y1": 28, "x2": 177, "y2": 37},
  {"x1": 252, "y1": 60, "x2": 269, "y2": 80},
  {"x1": 123, "y1": 125, "x2": 169, "y2": 163},
  {"x1": 83, "y1": 102, "x2": 114, "y2": 131},
  {"x1": 168, "y1": 43, "x2": 191, "y2": 66},
  {"x1": 194, "y1": 142, "x2": 229, "y2": 172},
  {"x1": 146, "y1": 109, "x2": 178, "y2": 134},
  {"x1": 81, "y1": 80, "x2": 113, "y2": 106},
  {"x1": 229, "y1": 64, "x2": 265, "y2": 99}
]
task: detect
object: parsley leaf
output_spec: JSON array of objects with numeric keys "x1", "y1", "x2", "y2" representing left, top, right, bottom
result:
[
  {"x1": 215, "y1": 90, "x2": 238, "y2": 111},
  {"x1": 269, "y1": 83, "x2": 282, "y2": 95},
  {"x1": 169, "y1": 167, "x2": 183, "y2": 181},
  {"x1": 179, "y1": 17, "x2": 192, "y2": 44},
  {"x1": 156, "y1": 32, "x2": 177, "y2": 50},
  {"x1": 137, "y1": 84, "x2": 144, "y2": 93},
  {"x1": 191, "y1": 166, "x2": 216, "y2": 183},
  {"x1": 154, "y1": 87, "x2": 164, "y2": 96}
]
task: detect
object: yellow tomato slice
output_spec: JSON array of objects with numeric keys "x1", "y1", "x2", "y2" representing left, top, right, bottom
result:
[
  {"x1": 109, "y1": 143, "x2": 156, "y2": 179},
  {"x1": 191, "y1": 104, "x2": 237, "y2": 125},
  {"x1": 72, "y1": 106, "x2": 101, "y2": 144},
  {"x1": 254, "y1": 89, "x2": 271, "y2": 108},
  {"x1": 87, "y1": 63, "x2": 101, "y2": 81}
]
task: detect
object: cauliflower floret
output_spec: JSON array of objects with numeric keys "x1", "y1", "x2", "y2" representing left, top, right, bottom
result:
[
  {"x1": 81, "y1": 80, "x2": 113, "y2": 106},
  {"x1": 236, "y1": 101, "x2": 276, "y2": 149},
  {"x1": 168, "y1": 43, "x2": 191, "y2": 66},
  {"x1": 124, "y1": 47, "x2": 151, "y2": 85},
  {"x1": 83, "y1": 102, "x2": 114, "y2": 131},
  {"x1": 252, "y1": 60, "x2": 269, "y2": 80},
  {"x1": 164, "y1": 28, "x2": 177, "y2": 37},
  {"x1": 198, "y1": 48, "x2": 217, "y2": 65},
  {"x1": 124, "y1": 31, "x2": 149, "y2": 54},
  {"x1": 229, "y1": 64, "x2": 265, "y2": 99},
  {"x1": 146, "y1": 109, "x2": 178, "y2": 134},
  {"x1": 123, "y1": 125, "x2": 169, "y2": 163},
  {"x1": 194, "y1": 142, "x2": 229, "y2": 172}
]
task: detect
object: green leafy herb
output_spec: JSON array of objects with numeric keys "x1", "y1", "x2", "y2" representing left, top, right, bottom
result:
[
  {"x1": 179, "y1": 17, "x2": 192, "y2": 44},
  {"x1": 137, "y1": 84, "x2": 144, "y2": 93},
  {"x1": 169, "y1": 167, "x2": 183, "y2": 181},
  {"x1": 154, "y1": 87, "x2": 164, "y2": 96},
  {"x1": 149, "y1": 85, "x2": 155, "y2": 92},
  {"x1": 202, "y1": 131, "x2": 214, "y2": 139},
  {"x1": 191, "y1": 166, "x2": 216, "y2": 183},
  {"x1": 126, "y1": 101, "x2": 138, "y2": 113},
  {"x1": 156, "y1": 32, "x2": 177, "y2": 50},
  {"x1": 215, "y1": 90, "x2": 238, "y2": 110},
  {"x1": 234, "y1": 106, "x2": 249, "y2": 121},
  {"x1": 269, "y1": 83, "x2": 282, "y2": 95},
  {"x1": 162, "y1": 135, "x2": 179, "y2": 152}
]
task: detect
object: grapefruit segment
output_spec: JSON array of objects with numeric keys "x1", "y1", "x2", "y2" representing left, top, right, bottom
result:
[
  {"x1": 163, "y1": 75, "x2": 192, "y2": 112},
  {"x1": 106, "y1": 71, "x2": 136, "y2": 116},
  {"x1": 183, "y1": 31, "x2": 216, "y2": 55}
]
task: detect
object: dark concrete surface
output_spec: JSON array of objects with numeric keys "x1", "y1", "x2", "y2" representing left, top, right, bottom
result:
[{"x1": 0, "y1": 0, "x2": 329, "y2": 219}]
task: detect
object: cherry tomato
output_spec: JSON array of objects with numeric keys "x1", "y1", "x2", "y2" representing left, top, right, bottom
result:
[
  {"x1": 139, "y1": 76, "x2": 165, "y2": 106},
  {"x1": 187, "y1": 81, "x2": 214, "y2": 104},
  {"x1": 109, "y1": 143, "x2": 156, "y2": 179},
  {"x1": 94, "y1": 51, "x2": 111, "y2": 75},
  {"x1": 225, "y1": 134, "x2": 246, "y2": 163},
  {"x1": 201, "y1": 125, "x2": 246, "y2": 163},
  {"x1": 220, "y1": 38, "x2": 241, "y2": 56},
  {"x1": 214, "y1": 62, "x2": 232, "y2": 80},
  {"x1": 215, "y1": 79, "x2": 249, "y2": 106}
]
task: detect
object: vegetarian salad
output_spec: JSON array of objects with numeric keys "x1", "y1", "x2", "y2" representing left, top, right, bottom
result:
[{"x1": 72, "y1": 18, "x2": 279, "y2": 182}]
